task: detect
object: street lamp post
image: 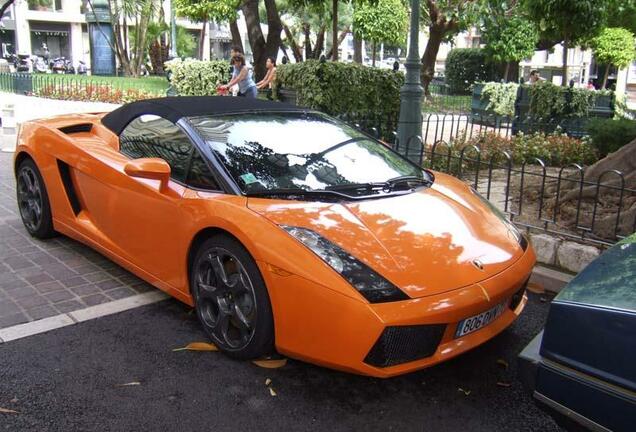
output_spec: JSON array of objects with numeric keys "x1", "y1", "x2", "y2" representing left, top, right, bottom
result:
[{"x1": 396, "y1": 0, "x2": 424, "y2": 163}]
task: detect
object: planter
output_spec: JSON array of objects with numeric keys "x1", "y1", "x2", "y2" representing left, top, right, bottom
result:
[{"x1": 276, "y1": 88, "x2": 298, "y2": 105}]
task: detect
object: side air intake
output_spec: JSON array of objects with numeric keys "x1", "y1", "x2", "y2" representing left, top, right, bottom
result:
[
  {"x1": 59, "y1": 123, "x2": 93, "y2": 135},
  {"x1": 56, "y1": 160, "x2": 82, "y2": 215}
]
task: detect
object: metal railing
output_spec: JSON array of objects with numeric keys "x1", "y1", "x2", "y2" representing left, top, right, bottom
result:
[{"x1": 0, "y1": 72, "x2": 165, "y2": 103}]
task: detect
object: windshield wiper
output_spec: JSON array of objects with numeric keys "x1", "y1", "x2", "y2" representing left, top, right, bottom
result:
[{"x1": 245, "y1": 188, "x2": 351, "y2": 200}]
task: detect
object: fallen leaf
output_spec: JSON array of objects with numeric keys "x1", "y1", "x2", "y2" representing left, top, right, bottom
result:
[
  {"x1": 252, "y1": 358, "x2": 287, "y2": 369},
  {"x1": 0, "y1": 407, "x2": 18, "y2": 414},
  {"x1": 496, "y1": 359, "x2": 509, "y2": 369},
  {"x1": 457, "y1": 388, "x2": 471, "y2": 396},
  {"x1": 496, "y1": 381, "x2": 512, "y2": 388},
  {"x1": 265, "y1": 378, "x2": 272, "y2": 386},
  {"x1": 173, "y1": 342, "x2": 218, "y2": 352},
  {"x1": 527, "y1": 282, "x2": 545, "y2": 294},
  {"x1": 116, "y1": 382, "x2": 141, "y2": 387},
  {"x1": 269, "y1": 387, "x2": 277, "y2": 397}
]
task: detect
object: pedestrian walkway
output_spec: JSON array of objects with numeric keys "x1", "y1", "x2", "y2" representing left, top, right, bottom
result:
[{"x1": 0, "y1": 151, "x2": 163, "y2": 333}]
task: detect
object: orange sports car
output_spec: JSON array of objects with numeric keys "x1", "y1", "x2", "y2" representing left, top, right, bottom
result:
[{"x1": 14, "y1": 96, "x2": 535, "y2": 377}]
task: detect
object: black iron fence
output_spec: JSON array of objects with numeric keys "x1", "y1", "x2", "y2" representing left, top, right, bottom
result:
[{"x1": 0, "y1": 72, "x2": 165, "y2": 103}]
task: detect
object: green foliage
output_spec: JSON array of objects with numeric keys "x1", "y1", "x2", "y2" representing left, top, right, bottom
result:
[
  {"x1": 481, "y1": 82, "x2": 519, "y2": 117},
  {"x1": 353, "y1": 0, "x2": 408, "y2": 46},
  {"x1": 428, "y1": 130, "x2": 598, "y2": 172},
  {"x1": 607, "y1": 0, "x2": 636, "y2": 33},
  {"x1": 482, "y1": 16, "x2": 538, "y2": 64},
  {"x1": 164, "y1": 59, "x2": 230, "y2": 96},
  {"x1": 420, "y1": 0, "x2": 483, "y2": 41},
  {"x1": 591, "y1": 28, "x2": 636, "y2": 70},
  {"x1": 525, "y1": 0, "x2": 609, "y2": 44},
  {"x1": 586, "y1": 118, "x2": 636, "y2": 157},
  {"x1": 176, "y1": 26, "x2": 198, "y2": 58},
  {"x1": 276, "y1": 60, "x2": 404, "y2": 138},
  {"x1": 445, "y1": 49, "x2": 495, "y2": 95},
  {"x1": 528, "y1": 82, "x2": 604, "y2": 118},
  {"x1": 174, "y1": 0, "x2": 238, "y2": 22}
]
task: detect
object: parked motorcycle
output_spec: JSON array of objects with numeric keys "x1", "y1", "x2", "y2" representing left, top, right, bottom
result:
[
  {"x1": 50, "y1": 57, "x2": 74, "y2": 74},
  {"x1": 16, "y1": 54, "x2": 31, "y2": 72},
  {"x1": 32, "y1": 56, "x2": 48, "y2": 73}
]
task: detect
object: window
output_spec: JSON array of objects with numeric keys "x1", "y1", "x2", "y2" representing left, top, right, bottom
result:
[
  {"x1": 120, "y1": 115, "x2": 193, "y2": 183},
  {"x1": 187, "y1": 150, "x2": 220, "y2": 190}
]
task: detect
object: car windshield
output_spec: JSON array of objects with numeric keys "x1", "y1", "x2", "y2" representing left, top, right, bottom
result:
[{"x1": 188, "y1": 112, "x2": 432, "y2": 198}]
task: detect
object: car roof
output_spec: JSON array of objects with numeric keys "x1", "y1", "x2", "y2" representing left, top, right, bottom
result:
[{"x1": 101, "y1": 96, "x2": 304, "y2": 135}]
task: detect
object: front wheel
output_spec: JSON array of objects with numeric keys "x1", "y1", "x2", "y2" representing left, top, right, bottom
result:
[{"x1": 190, "y1": 235, "x2": 274, "y2": 360}]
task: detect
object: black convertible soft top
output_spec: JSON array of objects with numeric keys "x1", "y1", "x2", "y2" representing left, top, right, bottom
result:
[{"x1": 101, "y1": 96, "x2": 304, "y2": 135}]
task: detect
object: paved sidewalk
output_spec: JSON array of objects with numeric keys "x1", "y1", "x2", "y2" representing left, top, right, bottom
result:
[{"x1": 0, "y1": 151, "x2": 155, "y2": 329}]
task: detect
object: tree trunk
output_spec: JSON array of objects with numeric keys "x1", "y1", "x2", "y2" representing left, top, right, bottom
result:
[
  {"x1": 242, "y1": 0, "x2": 282, "y2": 81},
  {"x1": 420, "y1": 25, "x2": 445, "y2": 97},
  {"x1": 372, "y1": 41, "x2": 376, "y2": 66},
  {"x1": 283, "y1": 24, "x2": 303, "y2": 62},
  {"x1": 602, "y1": 64, "x2": 611, "y2": 89},
  {"x1": 302, "y1": 23, "x2": 312, "y2": 60},
  {"x1": 313, "y1": 24, "x2": 326, "y2": 59},
  {"x1": 331, "y1": 0, "x2": 338, "y2": 61},
  {"x1": 353, "y1": 36, "x2": 362, "y2": 63},
  {"x1": 198, "y1": 19, "x2": 207, "y2": 60},
  {"x1": 561, "y1": 38, "x2": 569, "y2": 87},
  {"x1": 504, "y1": 62, "x2": 510, "y2": 82},
  {"x1": 326, "y1": 25, "x2": 350, "y2": 60},
  {"x1": 229, "y1": 19, "x2": 242, "y2": 52}
]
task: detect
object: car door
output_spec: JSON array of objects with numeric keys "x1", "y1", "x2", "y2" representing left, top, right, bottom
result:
[{"x1": 72, "y1": 115, "x2": 199, "y2": 290}]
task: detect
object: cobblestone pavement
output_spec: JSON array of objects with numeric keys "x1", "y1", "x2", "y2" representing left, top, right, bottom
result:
[{"x1": 0, "y1": 151, "x2": 153, "y2": 329}]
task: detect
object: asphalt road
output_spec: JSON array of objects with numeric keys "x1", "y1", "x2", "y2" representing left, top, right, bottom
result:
[{"x1": 0, "y1": 292, "x2": 562, "y2": 431}]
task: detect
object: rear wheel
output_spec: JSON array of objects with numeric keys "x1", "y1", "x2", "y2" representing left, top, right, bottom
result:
[
  {"x1": 16, "y1": 158, "x2": 56, "y2": 239},
  {"x1": 190, "y1": 235, "x2": 274, "y2": 360}
]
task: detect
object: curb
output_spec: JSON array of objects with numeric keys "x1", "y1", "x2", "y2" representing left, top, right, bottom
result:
[
  {"x1": 0, "y1": 291, "x2": 169, "y2": 343},
  {"x1": 530, "y1": 265, "x2": 574, "y2": 294}
]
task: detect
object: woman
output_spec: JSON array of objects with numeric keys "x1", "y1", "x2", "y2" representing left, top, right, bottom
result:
[
  {"x1": 256, "y1": 57, "x2": 277, "y2": 91},
  {"x1": 220, "y1": 53, "x2": 257, "y2": 98}
]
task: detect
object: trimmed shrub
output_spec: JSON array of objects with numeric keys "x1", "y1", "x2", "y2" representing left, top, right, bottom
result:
[
  {"x1": 164, "y1": 58, "x2": 229, "y2": 96},
  {"x1": 275, "y1": 60, "x2": 403, "y2": 139},
  {"x1": 35, "y1": 84, "x2": 157, "y2": 104},
  {"x1": 445, "y1": 49, "x2": 495, "y2": 95},
  {"x1": 586, "y1": 118, "x2": 636, "y2": 157}
]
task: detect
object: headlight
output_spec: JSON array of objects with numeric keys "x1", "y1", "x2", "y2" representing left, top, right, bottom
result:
[
  {"x1": 471, "y1": 188, "x2": 528, "y2": 251},
  {"x1": 281, "y1": 226, "x2": 409, "y2": 303}
]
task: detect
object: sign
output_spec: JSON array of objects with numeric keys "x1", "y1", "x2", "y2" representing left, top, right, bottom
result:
[{"x1": 89, "y1": 23, "x2": 115, "y2": 76}]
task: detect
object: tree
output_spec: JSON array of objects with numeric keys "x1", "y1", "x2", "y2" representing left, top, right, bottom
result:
[
  {"x1": 353, "y1": 0, "x2": 407, "y2": 66},
  {"x1": 174, "y1": 0, "x2": 239, "y2": 59},
  {"x1": 241, "y1": 0, "x2": 283, "y2": 81},
  {"x1": 525, "y1": 0, "x2": 609, "y2": 86},
  {"x1": 482, "y1": 15, "x2": 538, "y2": 81},
  {"x1": 591, "y1": 27, "x2": 636, "y2": 89},
  {"x1": 420, "y1": 0, "x2": 482, "y2": 97},
  {"x1": 607, "y1": 0, "x2": 636, "y2": 34}
]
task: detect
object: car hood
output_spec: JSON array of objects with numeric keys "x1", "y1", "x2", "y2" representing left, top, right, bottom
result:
[{"x1": 247, "y1": 174, "x2": 524, "y2": 298}]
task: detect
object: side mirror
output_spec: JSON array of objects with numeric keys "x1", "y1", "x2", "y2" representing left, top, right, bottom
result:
[{"x1": 124, "y1": 158, "x2": 171, "y2": 192}]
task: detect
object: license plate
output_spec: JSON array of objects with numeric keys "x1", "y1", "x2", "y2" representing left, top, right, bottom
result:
[{"x1": 455, "y1": 302, "x2": 506, "y2": 338}]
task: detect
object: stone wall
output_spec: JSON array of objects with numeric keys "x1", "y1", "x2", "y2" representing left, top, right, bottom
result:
[{"x1": 529, "y1": 233, "x2": 601, "y2": 274}]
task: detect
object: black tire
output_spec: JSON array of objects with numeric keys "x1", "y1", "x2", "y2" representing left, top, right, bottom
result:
[
  {"x1": 190, "y1": 234, "x2": 274, "y2": 360},
  {"x1": 16, "y1": 158, "x2": 56, "y2": 239}
]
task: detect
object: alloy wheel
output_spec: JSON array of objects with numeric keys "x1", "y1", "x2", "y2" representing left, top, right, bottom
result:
[{"x1": 195, "y1": 247, "x2": 257, "y2": 350}]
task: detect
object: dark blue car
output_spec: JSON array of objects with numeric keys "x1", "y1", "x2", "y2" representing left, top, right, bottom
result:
[{"x1": 518, "y1": 233, "x2": 635, "y2": 432}]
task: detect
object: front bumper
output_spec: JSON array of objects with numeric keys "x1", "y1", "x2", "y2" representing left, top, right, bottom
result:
[{"x1": 265, "y1": 247, "x2": 535, "y2": 378}]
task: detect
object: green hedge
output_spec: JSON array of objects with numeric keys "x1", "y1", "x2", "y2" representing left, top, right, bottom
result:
[
  {"x1": 164, "y1": 58, "x2": 229, "y2": 96},
  {"x1": 586, "y1": 118, "x2": 636, "y2": 157},
  {"x1": 445, "y1": 49, "x2": 495, "y2": 95},
  {"x1": 275, "y1": 60, "x2": 404, "y2": 138}
]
